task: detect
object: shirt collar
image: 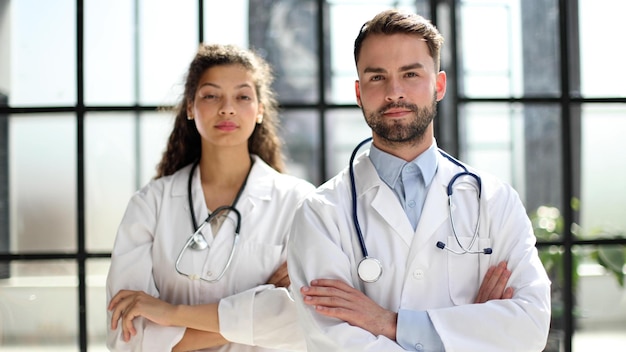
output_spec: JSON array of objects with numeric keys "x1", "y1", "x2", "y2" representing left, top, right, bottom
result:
[{"x1": 369, "y1": 140, "x2": 439, "y2": 188}]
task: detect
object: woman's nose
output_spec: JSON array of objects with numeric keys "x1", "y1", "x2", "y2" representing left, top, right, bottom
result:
[{"x1": 219, "y1": 98, "x2": 235, "y2": 115}]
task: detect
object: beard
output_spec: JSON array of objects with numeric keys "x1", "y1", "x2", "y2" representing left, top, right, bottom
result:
[{"x1": 362, "y1": 93, "x2": 437, "y2": 146}]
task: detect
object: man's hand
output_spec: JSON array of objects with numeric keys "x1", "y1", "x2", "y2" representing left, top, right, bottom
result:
[
  {"x1": 475, "y1": 261, "x2": 514, "y2": 303},
  {"x1": 108, "y1": 290, "x2": 176, "y2": 341},
  {"x1": 300, "y1": 279, "x2": 397, "y2": 340},
  {"x1": 300, "y1": 261, "x2": 514, "y2": 342},
  {"x1": 267, "y1": 262, "x2": 290, "y2": 288}
]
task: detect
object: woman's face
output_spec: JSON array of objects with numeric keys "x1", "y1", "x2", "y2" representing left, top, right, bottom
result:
[{"x1": 188, "y1": 64, "x2": 263, "y2": 150}]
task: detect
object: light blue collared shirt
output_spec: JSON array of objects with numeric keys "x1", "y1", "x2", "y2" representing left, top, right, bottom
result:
[
  {"x1": 368, "y1": 141, "x2": 445, "y2": 352},
  {"x1": 369, "y1": 142, "x2": 438, "y2": 231}
]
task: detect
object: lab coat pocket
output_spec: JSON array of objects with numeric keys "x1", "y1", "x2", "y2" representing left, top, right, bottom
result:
[
  {"x1": 446, "y1": 236, "x2": 492, "y2": 305},
  {"x1": 232, "y1": 240, "x2": 284, "y2": 291}
]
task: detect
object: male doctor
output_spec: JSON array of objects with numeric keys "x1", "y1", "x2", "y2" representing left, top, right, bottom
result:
[{"x1": 287, "y1": 9, "x2": 551, "y2": 352}]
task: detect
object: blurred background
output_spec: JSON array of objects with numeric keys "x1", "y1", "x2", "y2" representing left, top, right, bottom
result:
[{"x1": 0, "y1": 0, "x2": 624, "y2": 351}]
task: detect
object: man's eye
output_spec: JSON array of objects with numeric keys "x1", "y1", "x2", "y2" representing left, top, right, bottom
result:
[{"x1": 371, "y1": 75, "x2": 384, "y2": 81}]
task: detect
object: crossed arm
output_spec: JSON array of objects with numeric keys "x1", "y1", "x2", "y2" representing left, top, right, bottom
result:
[
  {"x1": 299, "y1": 261, "x2": 513, "y2": 340},
  {"x1": 108, "y1": 262, "x2": 291, "y2": 351}
]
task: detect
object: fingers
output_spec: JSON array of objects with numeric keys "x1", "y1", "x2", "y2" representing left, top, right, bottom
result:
[
  {"x1": 267, "y1": 262, "x2": 290, "y2": 287},
  {"x1": 108, "y1": 290, "x2": 143, "y2": 341},
  {"x1": 475, "y1": 261, "x2": 513, "y2": 303},
  {"x1": 300, "y1": 279, "x2": 361, "y2": 311}
]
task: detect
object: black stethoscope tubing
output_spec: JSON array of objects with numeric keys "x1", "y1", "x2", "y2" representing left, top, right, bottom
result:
[
  {"x1": 175, "y1": 160, "x2": 248, "y2": 282},
  {"x1": 349, "y1": 137, "x2": 492, "y2": 282}
]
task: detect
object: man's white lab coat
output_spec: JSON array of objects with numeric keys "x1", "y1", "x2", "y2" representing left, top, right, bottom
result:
[
  {"x1": 288, "y1": 150, "x2": 551, "y2": 352},
  {"x1": 107, "y1": 155, "x2": 314, "y2": 351}
]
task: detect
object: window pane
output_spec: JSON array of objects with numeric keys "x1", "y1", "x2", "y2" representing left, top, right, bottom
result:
[
  {"x1": 459, "y1": 103, "x2": 564, "y2": 219},
  {"x1": 9, "y1": 114, "x2": 76, "y2": 252},
  {"x1": 0, "y1": 261, "x2": 78, "y2": 351},
  {"x1": 538, "y1": 246, "x2": 566, "y2": 352},
  {"x1": 85, "y1": 113, "x2": 139, "y2": 252},
  {"x1": 458, "y1": 0, "x2": 560, "y2": 98},
  {"x1": 325, "y1": 108, "x2": 370, "y2": 178},
  {"x1": 84, "y1": 0, "x2": 136, "y2": 105},
  {"x1": 580, "y1": 104, "x2": 626, "y2": 237},
  {"x1": 8, "y1": 0, "x2": 76, "y2": 107},
  {"x1": 203, "y1": 0, "x2": 249, "y2": 46},
  {"x1": 280, "y1": 110, "x2": 321, "y2": 185},
  {"x1": 249, "y1": 0, "x2": 319, "y2": 104},
  {"x1": 87, "y1": 259, "x2": 109, "y2": 350},
  {"x1": 578, "y1": 0, "x2": 626, "y2": 97},
  {"x1": 573, "y1": 245, "x2": 626, "y2": 351},
  {"x1": 328, "y1": 0, "x2": 425, "y2": 104},
  {"x1": 85, "y1": 112, "x2": 173, "y2": 252},
  {"x1": 138, "y1": 111, "x2": 175, "y2": 182},
  {"x1": 138, "y1": 0, "x2": 198, "y2": 106}
]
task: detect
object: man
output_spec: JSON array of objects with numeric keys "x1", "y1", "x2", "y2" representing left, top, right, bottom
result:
[{"x1": 287, "y1": 9, "x2": 551, "y2": 351}]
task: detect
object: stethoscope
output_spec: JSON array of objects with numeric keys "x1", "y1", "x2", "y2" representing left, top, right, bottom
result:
[
  {"x1": 349, "y1": 137, "x2": 492, "y2": 283},
  {"x1": 174, "y1": 160, "x2": 246, "y2": 283}
]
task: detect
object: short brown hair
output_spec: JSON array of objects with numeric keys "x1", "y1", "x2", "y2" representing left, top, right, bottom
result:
[{"x1": 354, "y1": 9, "x2": 444, "y2": 71}]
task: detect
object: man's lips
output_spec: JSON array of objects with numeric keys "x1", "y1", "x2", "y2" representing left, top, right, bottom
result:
[{"x1": 382, "y1": 108, "x2": 412, "y2": 118}]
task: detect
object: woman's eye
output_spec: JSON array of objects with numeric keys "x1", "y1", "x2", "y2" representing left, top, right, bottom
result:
[
  {"x1": 202, "y1": 94, "x2": 216, "y2": 100},
  {"x1": 239, "y1": 95, "x2": 252, "y2": 100}
]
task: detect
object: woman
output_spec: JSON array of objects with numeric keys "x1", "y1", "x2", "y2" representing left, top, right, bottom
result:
[{"x1": 106, "y1": 44, "x2": 315, "y2": 351}]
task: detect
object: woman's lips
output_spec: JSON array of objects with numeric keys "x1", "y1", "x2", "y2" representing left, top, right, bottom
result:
[{"x1": 215, "y1": 120, "x2": 237, "y2": 131}]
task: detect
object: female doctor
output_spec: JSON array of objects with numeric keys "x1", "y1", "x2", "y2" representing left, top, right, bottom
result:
[
  {"x1": 287, "y1": 9, "x2": 551, "y2": 352},
  {"x1": 106, "y1": 44, "x2": 314, "y2": 352}
]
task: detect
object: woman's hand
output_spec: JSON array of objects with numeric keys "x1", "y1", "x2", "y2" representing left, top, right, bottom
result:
[{"x1": 108, "y1": 290, "x2": 177, "y2": 341}]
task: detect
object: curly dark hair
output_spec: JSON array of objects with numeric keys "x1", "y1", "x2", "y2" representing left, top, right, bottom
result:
[{"x1": 155, "y1": 44, "x2": 284, "y2": 178}]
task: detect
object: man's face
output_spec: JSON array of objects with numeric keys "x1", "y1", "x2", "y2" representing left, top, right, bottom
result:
[{"x1": 355, "y1": 33, "x2": 446, "y2": 145}]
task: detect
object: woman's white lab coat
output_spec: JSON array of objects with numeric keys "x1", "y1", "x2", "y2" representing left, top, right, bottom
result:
[
  {"x1": 287, "y1": 150, "x2": 551, "y2": 352},
  {"x1": 106, "y1": 155, "x2": 315, "y2": 352}
]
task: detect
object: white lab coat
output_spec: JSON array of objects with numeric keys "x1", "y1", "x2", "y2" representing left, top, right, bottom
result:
[
  {"x1": 106, "y1": 155, "x2": 315, "y2": 352},
  {"x1": 287, "y1": 150, "x2": 551, "y2": 352}
]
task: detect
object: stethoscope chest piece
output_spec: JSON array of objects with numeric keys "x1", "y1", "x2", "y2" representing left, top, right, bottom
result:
[{"x1": 358, "y1": 257, "x2": 383, "y2": 283}]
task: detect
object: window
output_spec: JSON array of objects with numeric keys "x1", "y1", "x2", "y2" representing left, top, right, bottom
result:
[{"x1": 0, "y1": 1, "x2": 624, "y2": 351}]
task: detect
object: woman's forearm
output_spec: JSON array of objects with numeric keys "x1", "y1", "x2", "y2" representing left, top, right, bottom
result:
[
  {"x1": 172, "y1": 303, "x2": 221, "y2": 333},
  {"x1": 172, "y1": 328, "x2": 228, "y2": 351}
]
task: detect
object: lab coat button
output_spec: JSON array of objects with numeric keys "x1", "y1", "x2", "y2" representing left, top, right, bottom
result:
[
  {"x1": 408, "y1": 200, "x2": 416, "y2": 208},
  {"x1": 207, "y1": 271, "x2": 213, "y2": 277},
  {"x1": 413, "y1": 269, "x2": 424, "y2": 280},
  {"x1": 415, "y1": 343, "x2": 424, "y2": 351}
]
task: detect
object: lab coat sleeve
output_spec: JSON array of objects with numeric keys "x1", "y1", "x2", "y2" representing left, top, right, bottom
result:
[
  {"x1": 105, "y1": 185, "x2": 186, "y2": 351},
  {"x1": 218, "y1": 285, "x2": 306, "y2": 351},
  {"x1": 288, "y1": 195, "x2": 406, "y2": 352},
  {"x1": 427, "y1": 182, "x2": 551, "y2": 352}
]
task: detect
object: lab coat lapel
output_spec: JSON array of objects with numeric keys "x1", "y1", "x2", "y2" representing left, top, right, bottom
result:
[{"x1": 354, "y1": 153, "x2": 414, "y2": 246}]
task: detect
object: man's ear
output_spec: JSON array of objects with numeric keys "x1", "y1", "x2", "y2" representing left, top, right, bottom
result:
[
  {"x1": 436, "y1": 71, "x2": 447, "y2": 101},
  {"x1": 355, "y1": 80, "x2": 362, "y2": 107}
]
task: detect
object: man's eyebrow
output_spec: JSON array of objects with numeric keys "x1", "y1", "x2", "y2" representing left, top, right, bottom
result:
[
  {"x1": 400, "y1": 62, "x2": 425, "y2": 71},
  {"x1": 362, "y1": 62, "x2": 425, "y2": 74},
  {"x1": 362, "y1": 67, "x2": 386, "y2": 74}
]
